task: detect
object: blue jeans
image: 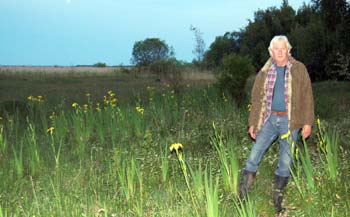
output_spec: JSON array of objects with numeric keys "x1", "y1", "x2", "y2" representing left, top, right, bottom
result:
[{"x1": 244, "y1": 114, "x2": 299, "y2": 177}]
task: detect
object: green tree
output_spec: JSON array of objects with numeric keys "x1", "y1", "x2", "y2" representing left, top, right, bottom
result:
[
  {"x1": 278, "y1": 0, "x2": 296, "y2": 33},
  {"x1": 325, "y1": 51, "x2": 350, "y2": 80},
  {"x1": 131, "y1": 38, "x2": 174, "y2": 66},
  {"x1": 295, "y1": 3, "x2": 314, "y2": 26},
  {"x1": 290, "y1": 17, "x2": 326, "y2": 80},
  {"x1": 203, "y1": 32, "x2": 239, "y2": 68},
  {"x1": 238, "y1": 7, "x2": 285, "y2": 68},
  {"x1": 320, "y1": 0, "x2": 347, "y2": 31}
]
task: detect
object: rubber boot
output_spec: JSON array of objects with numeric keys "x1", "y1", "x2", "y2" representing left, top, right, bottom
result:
[
  {"x1": 273, "y1": 175, "x2": 289, "y2": 213},
  {"x1": 238, "y1": 170, "x2": 256, "y2": 201}
]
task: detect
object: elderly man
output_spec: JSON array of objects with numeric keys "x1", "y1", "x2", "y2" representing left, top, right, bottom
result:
[{"x1": 239, "y1": 35, "x2": 314, "y2": 213}]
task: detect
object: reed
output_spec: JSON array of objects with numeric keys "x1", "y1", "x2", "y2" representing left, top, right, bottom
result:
[
  {"x1": 317, "y1": 118, "x2": 339, "y2": 181},
  {"x1": 211, "y1": 122, "x2": 239, "y2": 196},
  {"x1": 204, "y1": 166, "x2": 219, "y2": 217}
]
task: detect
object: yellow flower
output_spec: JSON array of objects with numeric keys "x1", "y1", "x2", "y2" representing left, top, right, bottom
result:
[
  {"x1": 72, "y1": 102, "x2": 79, "y2": 108},
  {"x1": 27, "y1": 95, "x2": 33, "y2": 101},
  {"x1": 37, "y1": 95, "x2": 43, "y2": 99},
  {"x1": 170, "y1": 143, "x2": 183, "y2": 152},
  {"x1": 49, "y1": 112, "x2": 56, "y2": 120},
  {"x1": 281, "y1": 130, "x2": 291, "y2": 140},
  {"x1": 86, "y1": 93, "x2": 91, "y2": 97},
  {"x1": 247, "y1": 104, "x2": 252, "y2": 112},
  {"x1": 83, "y1": 104, "x2": 88, "y2": 112},
  {"x1": 222, "y1": 92, "x2": 228, "y2": 102},
  {"x1": 108, "y1": 90, "x2": 115, "y2": 97},
  {"x1": 317, "y1": 118, "x2": 321, "y2": 127},
  {"x1": 136, "y1": 106, "x2": 144, "y2": 115},
  {"x1": 47, "y1": 127, "x2": 55, "y2": 135}
]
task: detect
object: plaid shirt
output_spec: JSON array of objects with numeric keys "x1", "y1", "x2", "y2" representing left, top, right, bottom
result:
[{"x1": 263, "y1": 60, "x2": 291, "y2": 124}]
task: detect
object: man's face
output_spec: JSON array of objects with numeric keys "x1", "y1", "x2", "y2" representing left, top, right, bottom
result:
[{"x1": 271, "y1": 40, "x2": 289, "y2": 66}]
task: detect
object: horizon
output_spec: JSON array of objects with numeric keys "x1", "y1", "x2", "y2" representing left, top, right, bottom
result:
[{"x1": 1, "y1": 0, "x2": 308, "y2": 66}]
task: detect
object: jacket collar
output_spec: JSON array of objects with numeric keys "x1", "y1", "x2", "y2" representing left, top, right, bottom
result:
[{"x1": 260, "y1": 56, "x2": 296, "y2": 74}]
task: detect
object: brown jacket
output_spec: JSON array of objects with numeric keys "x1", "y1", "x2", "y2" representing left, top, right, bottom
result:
[{"x1": 248, "y1": 57, "x2": 314, "y2": 133}]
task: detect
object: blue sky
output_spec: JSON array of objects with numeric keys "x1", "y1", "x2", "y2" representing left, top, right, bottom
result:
[{"x1": 0, "y1": 0, "x2": 308, "y2": 66}]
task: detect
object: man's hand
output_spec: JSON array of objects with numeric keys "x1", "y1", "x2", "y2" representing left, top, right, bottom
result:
[
  {"x1": 302, "y1": 124, "x2": 312, "y2": 139},
  {"x1": 249, "y1": 126, "x2": 256, "y2": 140}
]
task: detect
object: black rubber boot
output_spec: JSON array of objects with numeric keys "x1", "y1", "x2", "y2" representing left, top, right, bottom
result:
[
  {"x1": 273, "y1": 175, "x2": 289, "y2": 213},
  {"x1": 238, "y1": 170, "x2": 256, "y2": 201}
]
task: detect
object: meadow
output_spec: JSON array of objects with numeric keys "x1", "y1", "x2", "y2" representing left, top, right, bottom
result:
[{"x1": 0, "y1": 67, "x2": 349, "y2": 216}]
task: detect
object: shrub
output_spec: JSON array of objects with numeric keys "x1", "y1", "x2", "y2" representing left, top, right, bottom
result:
[
  {"x1": 149, "y1": 58, "x2": 184, "y2": 93},
  {"x1": 325, "y1": 51, "x2": 350, "y2": 81},
  {"x1": 217, "y1": 54, "x2": 254, "y2": 104},
  {"x1": 93, "y1": 62, "x2": 107, "y2": 67}
]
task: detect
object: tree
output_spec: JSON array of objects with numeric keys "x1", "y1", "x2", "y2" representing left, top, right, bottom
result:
[
  {"x1": 131, "y1": 38, "x2": 174, "y2": 66},
  {"x1": 203, "y1": 32, "x2": 239, "y2": 68},
  {"x1": 320, "y1": 0, "x2": 347, "y2": 31},
  {"x1": 278, "y1": 0, "x2": 296, "y2": 33},
  {"x1": 295, "y1": 3, "x2": 314, "y2": 26},
  {"x1": 290, "y1": 18, "x2": 327, "y2": 80},
  {"x1": 238, "y1": 7, "x2": 284, "y2": 68},
  {"x1": 190, "y1": 25, "x2": 206, "y2": 62},
  {"x1": 217, "y1": 54, "x2": 255, "y2": 104},
  {"x1": 325, "y1": 51, "x2": 350, "y2": 80}
]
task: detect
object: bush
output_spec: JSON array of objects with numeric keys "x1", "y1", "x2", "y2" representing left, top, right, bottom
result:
[
  {"x1": 217, "y1": 54, "x2": 255, "y2": 104},
  {"x1": 325, "y1": 51, "x2": 350, "y2": 81},
  {"x1": 93, "y1": 62, "x2": 107, "y2": 67},
  {"x1": 149, "y1": 58, "x2": 184, "y2": 93}
]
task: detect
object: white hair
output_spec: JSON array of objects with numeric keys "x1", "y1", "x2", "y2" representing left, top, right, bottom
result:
[{"x1": 268, "y1": 35, "x2": 292, "y2": 56}]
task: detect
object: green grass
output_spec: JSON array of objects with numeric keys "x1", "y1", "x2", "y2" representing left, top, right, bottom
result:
[{"x1": 0, "y1": 73, "x2": 349, "y2": 216}]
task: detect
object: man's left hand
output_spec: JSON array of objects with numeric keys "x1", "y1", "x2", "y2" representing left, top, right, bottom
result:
[{"x1": 302, "y1": 124, "x2": 312, "y2": 139}]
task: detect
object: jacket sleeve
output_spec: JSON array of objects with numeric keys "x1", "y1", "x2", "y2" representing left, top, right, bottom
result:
[{"x1": 300, "y1": 63, "x2": 315, "y2": 126}]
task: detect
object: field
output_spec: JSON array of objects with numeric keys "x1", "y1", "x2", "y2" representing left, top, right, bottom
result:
[{"x1": 0, "y1": 67, "x2": 349, "y2": 216}]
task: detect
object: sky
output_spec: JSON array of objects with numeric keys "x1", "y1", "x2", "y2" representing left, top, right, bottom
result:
[{"x1": 0, "y1": 0, "x2": 309, "y2": 66}]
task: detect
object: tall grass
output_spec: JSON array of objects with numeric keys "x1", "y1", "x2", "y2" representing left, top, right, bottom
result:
[
  {"x1": 204, "y1": 167, "x2": 219, "y2": 217},
  {"x1": 317, "y1": 118, "x2": 339, "y2": 181},
  {"x1": 299, "y1": 137, "x2": 315, "y2": 191},
  {"x1": 0, "y1": 80, "x2": 349, "y2": 216},
  {"x1": 211, "y1": 122, "x2": 239, "y2": 197}
]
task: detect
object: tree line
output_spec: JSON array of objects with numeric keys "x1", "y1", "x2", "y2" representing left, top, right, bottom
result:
[
  {"x1": 204, "y1": 0, "x2": 350, "y2": 81},
  {"x1": 130, "y1": 0, "x2": 349, "y2": 82}
]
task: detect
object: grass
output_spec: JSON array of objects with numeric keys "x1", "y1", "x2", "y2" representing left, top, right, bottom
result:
[{"x1": 0, "y1": 70, "x2": 349, "y2": 216}]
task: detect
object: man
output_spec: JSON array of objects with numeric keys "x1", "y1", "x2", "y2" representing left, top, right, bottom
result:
[{"x1": 239, "y1": 35, "x2": 314, "y2": 213}]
